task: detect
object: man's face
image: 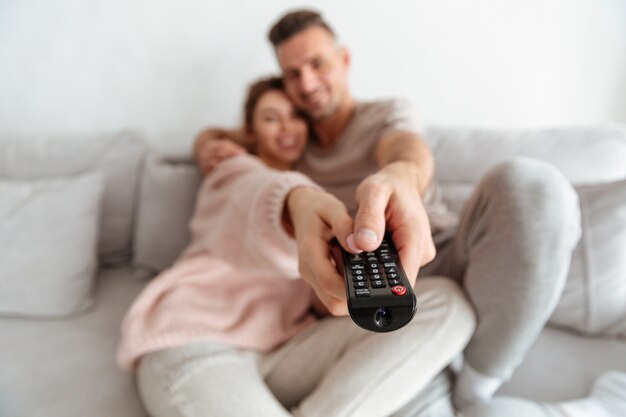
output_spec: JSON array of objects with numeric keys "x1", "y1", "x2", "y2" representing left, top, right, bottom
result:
[{"x1": 275, "y1": 26, "x2": 350, "y2": 121}]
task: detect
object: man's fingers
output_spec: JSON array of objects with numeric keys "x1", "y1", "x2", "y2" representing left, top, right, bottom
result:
[
  {"x1": 393, "y1": 231, "x2": 422, "y2": 286},
  {"x1": 391, "y1": 218, "x2": 436, "y2": 286},
  {"x1": 354, "y1": 182, "x2": 390, "y2": 251}
]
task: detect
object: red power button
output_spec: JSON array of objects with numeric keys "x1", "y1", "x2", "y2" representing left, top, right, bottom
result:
[{"x1": 391, "y1": 285, "x2": 406, "y2": 296}]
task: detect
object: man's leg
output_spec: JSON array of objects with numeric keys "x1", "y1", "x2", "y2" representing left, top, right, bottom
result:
[
  {"x1": 390, "y1": 368, "x2": 457, "y2": 417},
  {"x1": 258, "y1": 277, "x2": 476, "y2": 417},
  {"x1": 421, "y1": 158, "x2": 581, "y2": 407}
]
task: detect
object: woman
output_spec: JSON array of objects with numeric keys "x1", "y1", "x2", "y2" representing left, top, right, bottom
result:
[{"x1": 117, "y1": 76, "x2": 475, "y2": 417}]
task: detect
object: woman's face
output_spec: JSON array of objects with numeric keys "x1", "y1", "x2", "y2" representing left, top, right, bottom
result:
[{"x1": 251, "y1": 89, "x2": 308, "y2": 169}]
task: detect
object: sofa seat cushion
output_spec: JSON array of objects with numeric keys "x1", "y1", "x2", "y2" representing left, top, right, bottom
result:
[
  {"x1": 0, "y1": 267, "x2": 149, "y2": 417},
  {"x1": 498, "y1": 327, "x2": 626, "y2": 401}
]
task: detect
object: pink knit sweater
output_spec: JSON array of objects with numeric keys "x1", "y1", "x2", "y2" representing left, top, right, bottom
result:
[{"x1": 117, "y1": 155, "x2": 319, "y2": 370}]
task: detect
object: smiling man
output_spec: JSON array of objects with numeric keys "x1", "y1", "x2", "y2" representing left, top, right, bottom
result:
[
  {"x1": 190, "y1": 10, "x2": 626, "y2": 417},
  {"x1": 264, "y1": 9, "x2": 581, "y2": 409}
]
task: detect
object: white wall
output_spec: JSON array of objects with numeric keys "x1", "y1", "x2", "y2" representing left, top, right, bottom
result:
[{"x1": 1, "y1": 0, "x2": 625, "y2": 140}]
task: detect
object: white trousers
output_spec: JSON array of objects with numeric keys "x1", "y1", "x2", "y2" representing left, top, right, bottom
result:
[{"x1": 137, "y1": 277, "x2": 475, "y2": 417}]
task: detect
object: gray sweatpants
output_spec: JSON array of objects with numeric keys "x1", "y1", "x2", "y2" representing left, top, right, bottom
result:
[
  {"x1": 136, "y1": 278, "x2": 476, "y2": 417},
  {"x1": 398, "y1": 157, "x2": 581, "y2": 417},
  {"x1": 421, "y1": 157, "x2": 581, "y2": 380}
]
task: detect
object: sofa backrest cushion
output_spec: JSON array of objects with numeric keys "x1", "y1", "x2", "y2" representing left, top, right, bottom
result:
[
  {"x1": 0, "y1": 132, "x2": 146, "y2": 265},
  {"x1": 425, "y1": 125, "x2": 626, "y2": 185}
]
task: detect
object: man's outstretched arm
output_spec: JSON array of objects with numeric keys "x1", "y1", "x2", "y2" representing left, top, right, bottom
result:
[{"x1": 193, "y1": 128, "x2": 247, "y2": 175}]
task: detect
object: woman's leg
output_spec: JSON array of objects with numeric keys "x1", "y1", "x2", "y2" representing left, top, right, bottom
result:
[
  {"x1": 136, "y1": 342, "x2": 292, "y2": 417},
  {"x1": 258, "y1": 277, "x2": 476, "y2": 417}
]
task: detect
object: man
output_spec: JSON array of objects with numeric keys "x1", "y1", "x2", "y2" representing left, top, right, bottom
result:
[{"x1": 196, "y1": 10, "x2": 626, "y2": 417}]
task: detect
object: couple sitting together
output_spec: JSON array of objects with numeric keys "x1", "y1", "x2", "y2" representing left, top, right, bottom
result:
[{"x1": 117, "y1": 9, "x2": 626, "y2": 417}]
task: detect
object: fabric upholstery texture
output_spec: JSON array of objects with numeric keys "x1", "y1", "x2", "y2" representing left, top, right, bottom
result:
[
  {"x1": 551, "y1": 179, "x2": 626, "y2": 336},
  {"x1": 425, "y1": 126, "x2": 626, "y2": 185},
  {"x1": 2, "y1": 127, "x2": 624, "y2": 417},
  {"x1": 132, "y1": 155, "x2": 201, "y2": 274},
  {"x1": 0, "y1": 171, "x2": 104, "y2": 317},
  {"x1": 0, "y1": 268, "x2": 148, "y2": 417},
  {"x1": 0, "y1": 132, "x2": 146, "y2": 265}
]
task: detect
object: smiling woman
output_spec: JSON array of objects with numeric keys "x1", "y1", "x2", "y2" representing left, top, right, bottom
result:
[{"x1": 243, "y1": 78, "x2": 308, "y2": 170}]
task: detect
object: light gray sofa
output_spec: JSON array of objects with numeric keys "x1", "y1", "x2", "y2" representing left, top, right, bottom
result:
[{"x1": 1, "y1": 126, "x2": 625, "y2": 417}]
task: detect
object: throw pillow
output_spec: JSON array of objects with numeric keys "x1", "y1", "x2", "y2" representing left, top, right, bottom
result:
[
  {"x1": 132, "y1": 156, "x2": 202, "y2": 275},
  {"x1": 0, "y1": 171, "x2": 104, "y2": 318},
  {"x1": 0, "y1": 132, "x2": 146, "y2": 266},
  {"x1": 551, "y1": 178, "x2": 626, "y2": 337}
]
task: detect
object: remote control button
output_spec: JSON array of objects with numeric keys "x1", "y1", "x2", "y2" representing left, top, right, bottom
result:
[
  {"x1": 353, "y1": 275, "x2": 366, "y2": 282},
  {"x1": 355, "y1": 288, "x2": 371, "y2": 297},
  {"x1": 387, "y1": 272, "x2": 399, "y2": 280},
  {"x1": 391, "y1": 285, "x2": 406, "y2": 296},
  {"x1": 369, "y1": 263, "x2": 378, "y2": 269},
  {"x1": 353, "y1": 269, "x2": 364, "y2": 276},
  {"x1": 383, "y1": 262, "x2": 397, "y2": 268},
  {"x1": 350, "y1": 253, "x2": 364, "y2": 262},
  {"x1": 388, "y1": 279, "x2": 401, "y2": 286},
  {"x1": 385, "y1": 267, "x2": 398, "y2": 274},
  {"x1": 354, "y1": 281, "x2": 367, "y2": 288},
  {"x1": 370, "y1": 273, "x2": 383, "y2": 280},
  {"x1": 369, "y1": 268, "x2": 381, "y2": 274},
  {"x1": 371, "y1": 280, "x2": 386, "y2": 288},
  {"x1": 365, "y1": 251, "x2": 376, "y2": 257}
]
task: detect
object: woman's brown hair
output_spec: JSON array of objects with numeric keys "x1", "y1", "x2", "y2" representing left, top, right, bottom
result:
[{"x1": 243, "y1": 76, "x2": 285, "y2": 136}]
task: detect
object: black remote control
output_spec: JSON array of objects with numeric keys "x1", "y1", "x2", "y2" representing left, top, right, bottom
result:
[{"x1": 331, "y1": 233, "x2": 417, "y2": 332}]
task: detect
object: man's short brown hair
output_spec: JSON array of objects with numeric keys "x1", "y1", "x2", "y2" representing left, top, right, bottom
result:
[{"x1": 268, "y1": 9, "x2": 335, "y2": 47}]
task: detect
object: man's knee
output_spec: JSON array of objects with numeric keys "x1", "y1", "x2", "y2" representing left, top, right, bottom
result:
[
  {"x1": 416, "y1": 277, "x2": 477, "y2": 335},
  {"x1": 480, "y1": 157, "x2": 580, "y2": 239}
]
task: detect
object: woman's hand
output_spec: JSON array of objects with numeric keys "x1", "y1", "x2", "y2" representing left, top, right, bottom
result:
[{"x1": 285, "y1": 187, "x2": 355, "y2": 316}]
